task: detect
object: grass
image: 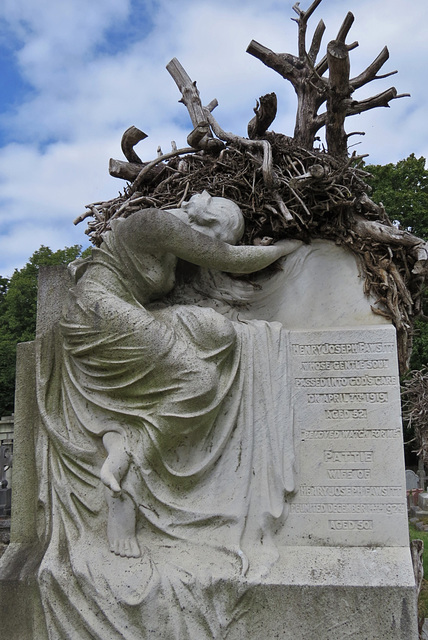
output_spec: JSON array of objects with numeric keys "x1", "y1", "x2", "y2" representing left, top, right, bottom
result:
[{"x1": 409, "y1": 520, "x2": 428, "y2": 620}]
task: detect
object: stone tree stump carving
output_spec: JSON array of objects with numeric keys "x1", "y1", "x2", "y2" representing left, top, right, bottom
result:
[{"x1": 77, "y1": 0, "x2": 427, "y2": 373}]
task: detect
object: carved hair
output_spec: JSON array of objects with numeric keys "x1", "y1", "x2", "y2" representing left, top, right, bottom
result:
[{"x1": 182, "y1": 191, "x2": 245, "y2": 243}]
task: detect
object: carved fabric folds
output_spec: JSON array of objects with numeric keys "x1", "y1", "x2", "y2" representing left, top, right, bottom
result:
[{"x1": 35, "y1": 237, "x2": 294, "y2": 639}]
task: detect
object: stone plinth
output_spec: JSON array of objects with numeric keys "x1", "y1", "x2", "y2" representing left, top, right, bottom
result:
[{"x1": 228, "y1": 547, "x2": 416, "y2": 639}]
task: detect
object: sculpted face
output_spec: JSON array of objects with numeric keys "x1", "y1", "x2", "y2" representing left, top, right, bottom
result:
[{"x1": 173, "y1": 191, "x2": 245, "y2": 245}]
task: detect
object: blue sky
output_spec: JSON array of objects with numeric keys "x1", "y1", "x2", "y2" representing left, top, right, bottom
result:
[{"x1": 0, "y1": 0, "x2": 427, "y2": 276}]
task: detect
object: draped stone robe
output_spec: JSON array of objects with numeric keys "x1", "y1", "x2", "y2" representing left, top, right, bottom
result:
[{"x1": 35, "y1": 223, "x2": 295, "y2": 639}]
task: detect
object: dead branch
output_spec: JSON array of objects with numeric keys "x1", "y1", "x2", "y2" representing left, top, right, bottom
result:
[
  {"x1": 110, "y1": 158, "x2": 141, "y2": 182},
  {"x1": 336, "y1": 11, "x2": 354, "y2": 43},
  {"x1": 292, "y1": 0, "x2": 324, "y2": 59},
  {"x1": 292, "y1": 0, "x2": 323, "y2": 22},
  {"x1": 308, "y1": 19, "x2": 325, "y2": 62},
  {"x1": 166, "y1": 58, "x2": 206, "y2": 129},
  {"x1": 402, "y1": 367, "x2": 428, "y2": 465},
  {"x1": 346, "y1": 87, "x2": 409, "y2": 115},
  {"x1": 187, "y1": 122, "x2": 211, "y2": 149},
  {"x1": 350, "y1": 47, "x2": 395, "y2": 89},
  {"x1": 326, "y1": 39, "x2": 351, "y2": 159},
  {"x1": 73, "y1": 209, "x2": 94, "y2": 226},
  {"x1": 247, "y1": 1, "x2": 407, "y2": 157},
  {"x1": 353, "y1": 216, "x2": 427, "y2": 250},
  {"x1": 248, "y1": 93, "x2": 278, "y2": 139},
  {"x1": 203, "y1": 109, "x2": 274, "y2": 184},
  {"x1": 246, "y1": 41, "x2": 298, "y2": 83},
  {"x1": 121, "y1": 126, "x2": 147, "y2": 164},
  {"x1": 131, "y1": 147, "x2": 196, "y2": 192},
  {"x1": 166, "y1": 58, "x2": 223, "y2": 153},
  {"x1": 109, "y1": 156, "x2": 174, "y2": 183},
  {"x1": 315, "y1": 41, "x2": 358, "y2": 77},
  {"x1": 79, "y1": 0, "x2": 421, "y2": 374}
]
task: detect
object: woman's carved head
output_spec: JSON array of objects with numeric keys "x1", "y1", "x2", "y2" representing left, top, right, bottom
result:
[{"x1": 181, "y1": 191, "x2": 245, "y2": 244}]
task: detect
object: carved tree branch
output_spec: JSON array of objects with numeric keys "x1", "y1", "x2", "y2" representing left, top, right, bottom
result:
[
  {"x1": 166, "y1": 58, "x2": 223, "y2": 153},
  {"x1": 247, "y1": 33, "x2": 326, "y2": 147},
  {"x1": 248, "y1": 2, "x2": 330, "y2": 149},
  {"x1": 315, "y1": 41, "x2": 358, "y2": 77},
  {"x1": 326, "y1": 39, "x2": 351, "y2": 159},
  {"x1": 246, "y1": 41, "x2": 298, "y2": 84},
  {"x1": 187, "y1": 122, "x2": 212, "y2": 149},
  {"x1": 353, "y1": 215, "x2": 428, "y2": 257},
  {"x1": 248, "y1": 93, "x2": 278, "y2": 139},
  {"x1": 336, "y1": 11, "x2": 355, "y2": 43},
  {"x1": 131, "y1": 147, "x2": 196, "y2": 192},
  {"x1": 308, "y1": 19, "x2": 325, "y2": 62},
  {"x1": 109, "y1": 158, "x2": 146, "y2": 182},
  {"x1": 121, "y1": 126, "x2": 147, "y2": 164},
  {"x1": 350, "y1": 47, "x2": 395, "y2": 89},
  {"x1": 292, "y1": 0, "x2": 324, "y2": 59},
  {"x1": 204, "y1": 108, "x2": 293, "y2": 221},
  {"x1": 346, "y1": 87, "x2": 407, "y2": 115},
  {"x1": 292, "y1": 0, "x2": 323, "y2": 20},
  {"x1": 292, "y1": 0, "x2": 324, "y2": 42},
  {"x1": 203, "y1": 109, "x2": 274, "y2": 184},
  {"x1": 315, "y1": 88, "x2": 409, "y2": 140},
  {"x1": 166, "y1": 58, "x2": 206, "y2": 129},
  {"x1": 246, "y1": 0, "x2": 408, "y2": 158},
  {"x1": 301, "y1": 0, "x2": 324, "y2": 21}
]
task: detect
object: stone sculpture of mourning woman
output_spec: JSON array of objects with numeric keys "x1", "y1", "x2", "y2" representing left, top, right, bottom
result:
[{"x1": 35, "y1": 192, "x2": 300, "y2": 639}]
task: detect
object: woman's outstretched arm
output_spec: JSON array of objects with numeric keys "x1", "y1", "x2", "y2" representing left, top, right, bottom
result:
[{"x1": 114, "y1": 208, "x2": 302, "y2": 274}]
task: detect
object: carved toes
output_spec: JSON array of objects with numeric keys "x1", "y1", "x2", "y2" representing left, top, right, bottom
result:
[{"x1": 110, "y1": 537, "x2": 141, "y2": 558}]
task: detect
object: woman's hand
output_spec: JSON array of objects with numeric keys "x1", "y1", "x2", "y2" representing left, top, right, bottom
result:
[{"x1": 273, "y1": 238, "x2": 303, "y2": 257}]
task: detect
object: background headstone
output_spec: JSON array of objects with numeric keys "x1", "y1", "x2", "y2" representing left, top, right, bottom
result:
[{"x1": 406, "y1": 470, "x2": 420, "y2": 492}]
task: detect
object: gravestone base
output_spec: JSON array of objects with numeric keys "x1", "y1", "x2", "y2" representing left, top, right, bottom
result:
[
  {"x1": 0, "y1": 547, "x2": 417, "y2": 640},
  {"x1": 0, "y1": 543, "x2": 48, "y2": 640},
  {"x1": 0, "y1": 543, "x2": 418, "y2": 640},
  {"x1": 231, "y1": 547, "x2": 417, "y2": 640},
  {"x1": 121, "y1": 543, "x2": 418, "y2": 639}
]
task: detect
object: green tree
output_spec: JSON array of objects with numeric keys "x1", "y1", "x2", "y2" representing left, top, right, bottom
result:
[
  {"x1": 0, "y1": 245, "x2": 89, "y2": 416},
  {"x1": 366, "y1": 154, "x2": 428, "y2": 239},
  {"x1": 366, "y1": 155, "x2": 428, "y2": 371}
]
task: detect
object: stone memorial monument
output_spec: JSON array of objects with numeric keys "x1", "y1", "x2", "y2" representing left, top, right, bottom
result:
[{"x1": 1, "y1": 1, "x2": 426, "y2": 638}]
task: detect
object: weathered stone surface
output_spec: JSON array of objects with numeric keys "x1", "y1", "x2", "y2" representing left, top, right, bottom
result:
[
  {"x1": 0, "y1": 519, "x2": 10, "y2": 545},
  {"x1": 8, "y1": 342, "x2": 38, "y2": 546},
  {"x1": 418, "y1": 492, "x2": 428, "y2": 511},
  {"x1": 406, "y1": 470, "x2": 420, "y2": 491},
  {"x1": 245, "y1": 240, "x2": 390, "y2": 330},
  {"x1": 0, "y1": 200, "x2": 418, "y2": 638},
  {"x1": 0, "y1": 341, "x2": 48, "y2": 640},
  {"x1": 198, "y1": 239, "x2": 389, "y2": 331},
  {"x1": 282, "y1": 326, "x2": 408, "y2": 547}
]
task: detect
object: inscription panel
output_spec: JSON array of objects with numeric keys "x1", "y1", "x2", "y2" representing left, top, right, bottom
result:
[{"x1": 282, "y1": 326, "x2": 408, "y2": 547}]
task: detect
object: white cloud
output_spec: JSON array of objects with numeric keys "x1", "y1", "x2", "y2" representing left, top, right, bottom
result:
[
  {"x1": 0, "y1": 0, "x2": 131, "y2": 60},
  {"x1": 0, "y1": 0, "x2": 427, "y2": 275},
  {"x1": 0, "y1": 224, "x2": 85, "y2": 278}
]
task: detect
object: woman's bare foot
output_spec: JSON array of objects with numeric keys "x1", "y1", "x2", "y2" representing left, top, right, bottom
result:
[
  {"x1": 110, "y1": 535, "x2": 141, "y2": 558},
  {"x1": 106, "y1": 491, "x2": 141, "y2": 558}
]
